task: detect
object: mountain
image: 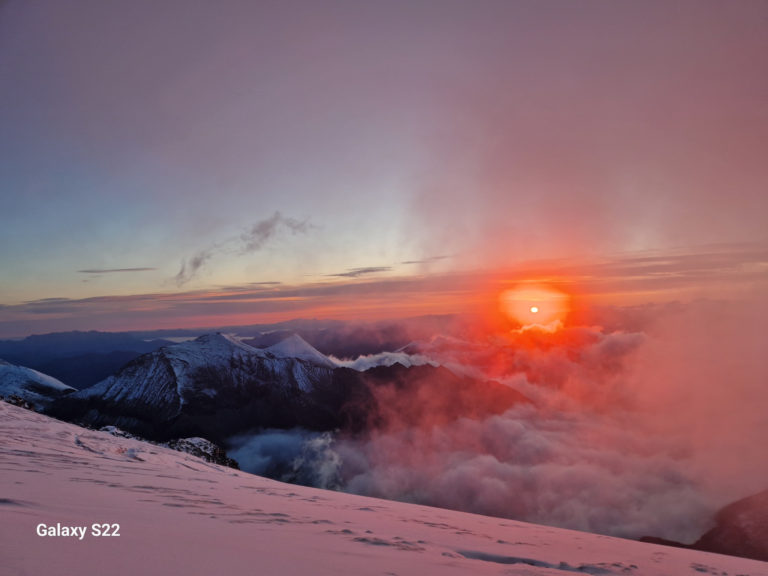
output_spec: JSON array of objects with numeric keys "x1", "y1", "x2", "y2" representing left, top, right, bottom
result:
[
  {"x1": 239, "y1": 316, "x2": 460, "y2": 358},
  {"x1": 3, "y1": 400, "x2": 766, "y2": 576},
  {"x1": 0, "y1": 331, "x2": 173, "y2": 389},
  {"x1": 257, "y1": 332, "x2": 337, "y2": 368},
  {"x1": 52, "y1": 333, "x2": 342, "y2": 442},
  {"x1": 0, "y1": 330, "x2": 172, "y2": 359},
  {"x1": 0, "y1": 359, "x2": 75, "y2": 409},
  {"x1": 49, "y1": 332, "x2": 530, "y2": 446},
  {"x1": 691, "y1": 490, "x2": 768, "y2": 561},
  {"x1": 642, "y1": 490, "x2": 768, "y2": 562},
  {"x1": 339, "y1": 362, "x2": 531, "y2": 430}
]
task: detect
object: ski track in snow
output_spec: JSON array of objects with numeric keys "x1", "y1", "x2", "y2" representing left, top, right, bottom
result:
[{"x1": 1, "y1": 402, "x2": 766, "y2": 576}]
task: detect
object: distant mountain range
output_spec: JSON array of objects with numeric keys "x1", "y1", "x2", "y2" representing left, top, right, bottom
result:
[
  {"x1": 0, "y1": 318, "x2": 454, "y2": 389},
  {"x1": 0, "y1": 331, "x2": 173, "y2": 389}
]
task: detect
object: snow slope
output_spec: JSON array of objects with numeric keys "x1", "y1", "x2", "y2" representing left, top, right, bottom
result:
[
  {"x1": 0, "y1": 359, "x2": 75, "y2": 408},
  {"x1": 2, "y1": 401, "x2": 765, "y2": 576},
  {"x1": 264, "y1": 332, "x2": 338, "y2": 368}
]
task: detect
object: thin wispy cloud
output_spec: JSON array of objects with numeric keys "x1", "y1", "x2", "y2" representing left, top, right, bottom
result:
[
  {"x1": 328, "y1": 266, "x2": 392, "y2": 278},
  {"x1": 175, "y1": 212, "x2": 312, "y2": 286},
  {"x1": 175, "y1": 249, "x2": 215, "y2": 287},
  {"x1": 401, "y1": 256, "x2": 450, "y2": 265},
  {"x1": 23, "y1": 297, "x2": 72, "y2": 304},
  {"x1": 240, "y1": 212, "x2": 310, "y2": 253},
  {"x1": 215, "y1": 281, "x2": 283, "y2": 292},
  {"x1": 3, "y1": 246, "x2": 766, "y2": 338},
  {"x1": 78, "y1": 267, "x2": 157, "y2": 274}
]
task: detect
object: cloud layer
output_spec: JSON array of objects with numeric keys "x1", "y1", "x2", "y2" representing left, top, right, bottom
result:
[
  {"x1": 77, "y1": 268, "x2": 156, "y2": 274},
  {"x1": 2, "y1": 246, "x2": 767, "y2": 338},
  {"x1": 231, "y1": 298, "x2": 768, "y2": 542}
]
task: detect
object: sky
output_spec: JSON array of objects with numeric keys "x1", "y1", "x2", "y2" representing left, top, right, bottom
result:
[{"x1": 1, "y1": 0, "x2": 767, "y2": 337}]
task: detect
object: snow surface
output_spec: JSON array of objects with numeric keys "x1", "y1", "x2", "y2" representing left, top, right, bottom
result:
[
  {"x1": 160, "y1": 333, "x2": 259, "y2": 401},
  {"x1": 264, "y1": 333, "x2": 338, "y2": 368},
  {"x1": 161, "y1": 332, "x2": 267, "y2": 382},
  {"x1": 2, "y1": 401, "x2": 766, "y2": 576},
  {"x1": 0, "y1": 359, "x2": 75, "y2": 407}
]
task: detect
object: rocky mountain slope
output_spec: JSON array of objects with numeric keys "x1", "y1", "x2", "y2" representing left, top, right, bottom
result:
[
  {"x1": 693, "y1": 490, "x2": 768, "y2": 561},
  {"x1": 642, "y1": 490, "x2": 768, "y2": 562},
  {"x1": 51, "y1": 333, "x2": 342, "y2": 441}
]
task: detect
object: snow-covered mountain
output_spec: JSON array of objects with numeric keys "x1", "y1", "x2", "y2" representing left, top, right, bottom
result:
[
  {"x1": 2, "y1": 401, "x2": 766, "y2": 576},
  {"x1": 53, "y1": 333, "x2": 341, "y2": 441},
  {"x1": 262, "y1": 332, "x2": 337, "y2": 368},
  {"x1": 49, "y1": 331, "x2": 530, "y2": 446},
  {"x1": 0, "y1": 359, "x2": 75, "y2": 408}
]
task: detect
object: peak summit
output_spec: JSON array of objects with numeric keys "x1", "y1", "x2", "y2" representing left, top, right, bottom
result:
[
  {"x1": 264, "y1": 333, "x2": 336, "y2": 368},
  {"x1": 194, "y1": 332, "x2": 248, "y2": 346},
  {"x1": 182, "y1": 333, "x2": 260, "y2": 355}
]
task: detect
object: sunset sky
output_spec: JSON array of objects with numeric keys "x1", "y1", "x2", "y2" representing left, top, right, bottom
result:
[{"x1": 1, "y1": 0, "x2": 767, "y2": 337}]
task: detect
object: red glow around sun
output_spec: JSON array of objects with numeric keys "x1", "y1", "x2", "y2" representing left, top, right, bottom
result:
[{"x1": 500, "y1": 284, "x2": 571, "y2": 330}]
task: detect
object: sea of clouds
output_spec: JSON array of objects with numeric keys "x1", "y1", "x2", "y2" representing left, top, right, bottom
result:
[{"x1": 228, "y1": 299, "x2": 768, "y2": 542}]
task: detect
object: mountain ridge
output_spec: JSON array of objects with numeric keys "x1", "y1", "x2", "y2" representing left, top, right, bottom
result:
[{"x1": 0, "y1": 358, "x2": 76, "y2": 409}]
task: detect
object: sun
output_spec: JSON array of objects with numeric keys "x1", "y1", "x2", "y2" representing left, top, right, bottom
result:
[{"x1": 500, "y1": 285, "x2": 570, "y2": 330}]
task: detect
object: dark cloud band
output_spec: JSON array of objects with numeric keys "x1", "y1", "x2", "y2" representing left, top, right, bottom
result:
[
  {"x1": 78, "y1": 268, "x2": 156, "y2": 274},
  {"x1": 328, "y1": 267, "x2": 392, "y2": 278}
]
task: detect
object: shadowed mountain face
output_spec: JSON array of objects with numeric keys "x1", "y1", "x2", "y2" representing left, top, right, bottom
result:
[
  {"x1": 51, "y1": 334, "x2": 340, "y2": 442},
  {"x1": 345, "y1": 363, "x2": 531, "y2": 431},
  {"x1": 48, "y1": 333, "x2": 528, "y2": 444},
  {"x1": 692, "y1": 489, "x2": 768, "y2": 562},
  {"x1": 642, "y1": 489, "x2": 768, "y2": 562}
]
